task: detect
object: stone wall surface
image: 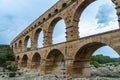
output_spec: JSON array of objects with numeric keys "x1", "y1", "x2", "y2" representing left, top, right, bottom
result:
[{"x1": 10, "y1": 0, "x2": 120, "y2": 78}]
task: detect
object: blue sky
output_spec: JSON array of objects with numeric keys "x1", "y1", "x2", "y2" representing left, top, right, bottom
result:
[{"x1": 0, "y1": 0, "x2": 119, "y2": 57}]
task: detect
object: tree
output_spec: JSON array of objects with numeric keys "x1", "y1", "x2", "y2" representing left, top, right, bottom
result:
[
  {"x1": 91, "y1": 61, "x2": 101, "y2": 68},
  {"x1": 0, "y1": 45, "x2": 15, "y2": 67},
  {"x1": 91, "y1": 54, "x2": 120, "y2": 64}
]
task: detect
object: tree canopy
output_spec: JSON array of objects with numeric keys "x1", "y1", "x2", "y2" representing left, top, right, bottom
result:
[
  {"x1": 0, "y1": 45, "x2": 15, "y2": 67},
  {"x1": 91, "y1": 54, "x2": 120, "y2": 67}
]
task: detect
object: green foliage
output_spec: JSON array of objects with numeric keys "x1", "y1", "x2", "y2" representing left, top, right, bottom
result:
[
  {"x1": 7, "y1": 65, "x2": 18, "y2": 72},
  {"x1": 0, "y1": 45, "x2": 15, "y2": 67},
  {"x1": 9, "y1": 72, "x2": 16, "y2": 77},
  {"x1": 91, "y1": 54, "x2": 120, "y2": 65},
  {"x1": 7, "y1": 65, "x2": 17, "y2": 77},
  {"x1": 91, "y1": 61, "x2": 101, "y2": 68},
  {"x1": 102, "y1": 75, "x2": 120, "y2": 78}
]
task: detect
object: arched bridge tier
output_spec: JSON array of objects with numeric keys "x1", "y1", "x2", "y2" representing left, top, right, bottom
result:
[
  {"x1": 10, "y1": 0, "x2": 120, "y2": 78},
  {"x1": 15, "y1": 30, "x2": 120, "y2": 77}
]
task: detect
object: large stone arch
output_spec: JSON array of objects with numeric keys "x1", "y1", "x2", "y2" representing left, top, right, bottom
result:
[
  {"x1": 21, "y1": 54, "x2": 28, "y2": 68},
  {"x1": 47, "y1": 17, "x2": 66, "y2": 45},
  {"x1": 73, "y1": 0, "x2": 95, "y2": 21},
  {"x1": 73, "y1": 42, "x2": 120, "y2": 77},
  {"x1": 74, "y1": 42, "x2": 106, "y2": 61},
  {"x1": 45, "y1": 49, "x2": 65, "y2": 76},
  {"x1": 31, "y1": 52, "x2": 41, "y2": 69},
  {"x1": 73, "y1": 0, "x2": 119, "y2": 37},
  {"x1": 24, "y1": 35, "x2": 32, "y2": 51}
]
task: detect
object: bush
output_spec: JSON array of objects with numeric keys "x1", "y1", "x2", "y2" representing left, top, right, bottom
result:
[
  {"x1": 103, "y1": 75, "x2": 120, "y2": 78},
  {"x1": 0, "y1": 45, "x2": 15, "y2": 67},
  {"x1": 9, "y1": 72, "x2": 16, "y2": 77},
  {"x1": 7, "y1": 65, "x2": 17, "y2": 72},
  {"x1": 91, "y1": 61, "x2": 101, "y2": 68}
]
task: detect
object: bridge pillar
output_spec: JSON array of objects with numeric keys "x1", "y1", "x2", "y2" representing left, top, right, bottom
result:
[
  {"x1": 12, "y1": 48, "x2": 16, "y2": 54},
  {"x1": 26, "y1": 59, "x2": 32, "y2": 71},
  {"x1": 29, "y1": 62, "x2": 40, "y2": 71},
  {"x1": 22, "y1": 43, "x2": 27, "y2": 52},
  {"x1": 43, "y1": 32, "x2": 52, "y2": 47},
  {"x1": 66, "y1": 19, "x2": 79, "y2": 41},
  {"x1": 114, "y1": 47, "x2": 120, "y2": 56},
  {"x1": 17, "y1": 47, "x2": 21, "y2": 53},
  {"x1": 31, "y1": 41, "x2": 37, "y2": 50},
  {"x1": 21, "y1": 43, "x2": 25, "y2": 52},
  {"x1": 19, "y1": 61, "x2": 26, "y2": 69},
  {"x1": 15, "y1": 48, "x2": 19, "y2": 54},
  {"x1": 80, "y1": 60, "x2": 91, "y2": 78},
  {"x1": 40, "y1": 59, "x2": 46, "y2": 76},
  {"x1": 112, "y1": 44, "x2": 120, "y2": 56},
  {"x1": 65, "y1": 58, "x2": 74, "y2": 78},
  {"x1": 17, "y1": 47, "x2": 23, "y2": 53},
  {"x1": 113, "y1": 0, "x2": 120, "y2": 27},
  {"x1": 13, "y1": 46, "x2": 17, "y2": 54},
  {"x1": 17, "y1": 59, "x2": 22, "y2": 69},
  {"x1": 18, "y1": 44, "x2": 22, "y2": 53},
  {"x1": 72, "y1": 59, "x2": 91, "y2": 78},
  {"x1": 19, "y1": 62, "x2": 22, "y2": 69},
  {"x1": 13, "y1": 44, "x2": 19, "y2": 53}
]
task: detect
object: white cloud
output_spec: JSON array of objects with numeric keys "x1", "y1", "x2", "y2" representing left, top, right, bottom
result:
[
  {"x1": 78, "y1": 0, "x2": 119, "y2": 38},
  {"x1": 0, "y1": 0, "x2": 58, "y2": 44},
  {"x1": 79, "y1": 20, "x2": 119, "y2": 38}
]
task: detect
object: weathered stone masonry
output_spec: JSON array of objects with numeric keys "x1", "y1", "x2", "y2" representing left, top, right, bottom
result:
[{"x1": 10, "y1": 0, "x2": 120, "y2": 78}]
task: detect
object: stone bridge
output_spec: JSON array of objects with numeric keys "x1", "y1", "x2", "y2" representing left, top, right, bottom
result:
[{"x1": 10, "y1": 0, "x2": 120, "y2": 78}]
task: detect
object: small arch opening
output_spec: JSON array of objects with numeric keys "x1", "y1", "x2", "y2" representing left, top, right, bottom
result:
[
  {"x1": 11, "y1": 45, "x2": 13, "y2": 49},
  {"x1": 43, "y1": 18, "x2": 46, "y2": 21},
  {"x1": 48, "y1": 13, "x2": 52, "y2": 18},
  {"x1": 24, "y1": 35, "x2": 31, "y2": 51},
  {"x1": 38, "y1": 21, "x2": 41, "y2": 25},
  {"x1": 31, "y1": 53, "x2": 41, "y2": 69},
  {"x1": 54, "y1": 9, "x2": 58, "y2": 13},
  {"x1": 21, "y1": 55, "x2": 28, "y2": 68},
  {"x1": 62, "y1": 3, "x2": 67, "y2": 8},
  {"x1": 16, "y1": 56, "x2": 20, "y2": 61},
  {"x1": 15, "y1": 43, "x2": 17, "y2": 50}
]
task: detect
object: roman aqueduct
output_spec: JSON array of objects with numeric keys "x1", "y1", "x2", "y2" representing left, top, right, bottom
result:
[{"x1": 10, "y1": 0, "x2": 120, "y2": 78}]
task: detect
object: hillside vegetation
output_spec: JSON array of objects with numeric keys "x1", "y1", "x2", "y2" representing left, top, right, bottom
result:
[
  {"x1": 0, "y1": 45, "x2": 15, "y2": 67},
  {"x1": 91, "y1": 54, "x2": 120, "y2": 68}
]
